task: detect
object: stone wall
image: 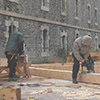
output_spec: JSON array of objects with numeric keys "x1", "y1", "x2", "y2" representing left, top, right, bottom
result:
[{"x1": 0, "y1": 0, "x2": 100, "y2": 63}]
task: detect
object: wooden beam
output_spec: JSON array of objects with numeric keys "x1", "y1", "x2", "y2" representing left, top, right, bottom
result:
[
  {"x1": 31, "y1": 63, "x2": 100, "y2": 73},
  {"x1": 0, "y1": 58, "x2": 7, "y2": 66},
  {"x1": 30, "y1": 67, "x2": 100, "y2": 84},
  {"x1": 0, "y1": 87, "x2": 21, "y2": 100},
  {"x1": 31, "y1": 64, "x2": 73, "y2": 71}
]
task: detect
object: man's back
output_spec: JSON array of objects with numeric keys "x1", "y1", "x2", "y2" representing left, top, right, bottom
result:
[
  {"x1": 5, "y1": 32, "x2": 24, "y2": 55},
  {"x1": 73, "y1": 35, "x2": 92, "y2": 61}
]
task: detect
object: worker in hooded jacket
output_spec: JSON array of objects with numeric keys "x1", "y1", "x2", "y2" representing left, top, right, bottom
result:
[
  {"x1": 72, "y1": 35, "x2": 94, "y2": 84},
  {"x1": 5, "y1": 25, "x2": 24, "y2": 81}
]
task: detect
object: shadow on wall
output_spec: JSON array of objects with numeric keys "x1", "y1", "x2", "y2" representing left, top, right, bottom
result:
[
  {"x1": 31, "y1": 48, "x2": 70, "y2": 64},
  {"x1": 56, "y1": 48, "x2": 69, "y2": 63}
]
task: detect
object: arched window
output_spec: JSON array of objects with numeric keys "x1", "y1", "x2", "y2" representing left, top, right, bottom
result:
[
  {"x1": 61, "y1": 0, "x2": 66, "y2": 16},
  {"x1": 41, "y1": 25, "x2": 49, "y2": 56},
  {"x1": 8, "y1": 24, "x2": 16, "y2": 35},
  {"x1": 95, "y1": 8, "x2": 98, "y2": 25},
  {"x1": 61, "y1": 31, "x2": 67, "y2": 50},
  {"x1": 87, "y1": 4, "x2": 91, "y2": 23},
  {"x1": 8, "y1": 0, "x2": 19, "y2": 3},
  {"x1": 41, "y1": 0, "x2": 49, "y2": 11},
  {"x1": 75, "y1": 0, "x2": 78, "y2": 18},
  {"x1": 87, "y1": 32, "x2": 91, "y2": 36},
  {"x1": 5, "y1": 20, "x2": 19, "y2": 47},
  {"x1": 62, "y1": 35, "x2": 66, "y2": 49},
  {"x1": 95, "y1": 35, "x2": 98, "y2": 51},
  {"x1": 43, "y1": 29, "x2": 47, "y2": 52},
  {"x1": 75, "y1": 30, "x2": 79, "y2": 39},
  {"x1": 75, "y1": 33, "x2": 79, "y2": 38}
]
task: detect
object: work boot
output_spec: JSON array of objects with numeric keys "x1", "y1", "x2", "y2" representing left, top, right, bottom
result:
[
  {"x1": 87, "y1": 70, "x2": 93, "y2": 73},
  {"x1": 8, "y1": 77, "x2": 18, "y2": 81},
  {"x1": 8, "y1": 75, "x2": 20, "y2": 81},
  {"x1": 92, "y1": 70, "x2": 95, "y2": 73},
  {"x1": 72, "y1": 78, "x2": 78, "y2": 84},
  {"x1": 87, "y1": 70, "x2": 95, "y2": 73},
  {"x1": 8, "y1": 77, "x2": 13, "y2": 81},
  {"x1": 13, "y1": 74, "x2": 20, "y2": 79}
]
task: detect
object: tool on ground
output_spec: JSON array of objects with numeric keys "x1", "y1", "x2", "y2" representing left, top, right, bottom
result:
[{"x1": 27, "y1": 97, "x2": 36, "y2": 100}]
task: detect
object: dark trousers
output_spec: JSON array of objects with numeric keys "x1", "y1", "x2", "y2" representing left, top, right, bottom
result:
[
  {"x1": 6, "y1": 54, "x2": 17, "y2": 78},
  {"x1": 72, "y1": 53, "x2": 94, "y2": 79}
]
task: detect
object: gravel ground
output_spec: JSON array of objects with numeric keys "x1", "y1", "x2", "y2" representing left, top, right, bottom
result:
[{"x1": 0, "y1": 76, "x2": 100, "y2": 100}]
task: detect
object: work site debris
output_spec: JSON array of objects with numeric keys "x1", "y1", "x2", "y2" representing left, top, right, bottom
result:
[
  {"x1": 47, "y1": 88, "x2": 53, "y2": 93},
  {"x1": 27, "y1": 97, "x2": 36, "y2": 100},
  {"x1": 66, "y1": 98, "x2": 73, "y2": 100}
]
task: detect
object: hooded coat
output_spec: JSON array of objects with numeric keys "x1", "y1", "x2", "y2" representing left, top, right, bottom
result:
[
  {"x1": 72, "y1": 35, "x2": 92, "y2": 61},
  {"x1": 5, "y1": 32, "x2": 24, "y2": 55}
]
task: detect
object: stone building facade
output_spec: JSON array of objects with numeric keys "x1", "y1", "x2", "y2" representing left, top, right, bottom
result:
[{"x1": 0, "y1": 0, "x2": 100, "y2": 63}]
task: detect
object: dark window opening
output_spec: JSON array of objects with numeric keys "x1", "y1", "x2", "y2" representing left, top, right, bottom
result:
[
  {"x1": 75, "y1": 0, "x2": 78, "y2": 17},
  {"x1": 62, "y1": 35, "x2": 65, "y2": 49},
  {"x1": 62, "y1": 0, "x2": 66, "y2": 12},
  {"x1": 88, "y1": 6, "x2": 90, "y2": 21},
  {"x1": 43, "y1": 0, "x2": 46, "y2": 6},
  {"x1": 8, "y1": 24, "x2": 16, "y2": 36},
  {"x1": 75, "y1": 33, "x2": 79, "y2": 38},
  {"x1": 43, "y1": 29, "x2": 47, "y2": 52}
]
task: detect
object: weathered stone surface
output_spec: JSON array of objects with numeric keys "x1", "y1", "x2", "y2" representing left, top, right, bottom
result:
[{"x1": 0, "y1": 0, "x2": 100, "y2": 63}]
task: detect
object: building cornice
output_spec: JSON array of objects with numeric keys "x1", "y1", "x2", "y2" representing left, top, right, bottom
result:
[{"x1": 0, "y1": 10, "x2": 100, "y2": 33}]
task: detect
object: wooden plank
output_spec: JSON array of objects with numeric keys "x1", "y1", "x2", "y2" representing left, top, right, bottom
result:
[
  {"x1": 16, "y1": 67, "x2": 25, "y2": 76},
  {"x1": 0, "y1": 68, "x2": 9, "y2": 76},
  {"x1": 67, "y1": 57, "x2": 73, "y2": 63},
  {"x1": 0, "y1": 58, "x2": 7, "y2": 66},
  {"x1": 30, "y1": 67, "x2": 100, "y2": 84},
  {"x1": 0, "y1": 57, "x2": 31, "y2": 79},
  {"x1": 0, "y1": 76, "x2": 9, "y2": 81},
  {"x1": 0, "y1": 66, "x2": 8, "y2": 68},
  {"x1": 31, "y1": 64, "x2": 100, "y2": 73},
  {"x1": 16, "y1": 56, "x2": 31, "y2": 78},
  {"x1": 67, "y1": 51, "x2": 100, "y2": 62},
  {"x1": 31, "y1": 64, "x2": 73, "y2": 71},
  {"x1": 0, "y1": 73, "x2": 8, "y2": 76},
  {"x1": 23, "y1": 56, "x2": 31, "y2": 77},
  {"x1": 90, "y1": 51, "x2": 100, "y2": 56},
  {"x1": 0, "y1": 87, "x2": 21, "y2": 100}
]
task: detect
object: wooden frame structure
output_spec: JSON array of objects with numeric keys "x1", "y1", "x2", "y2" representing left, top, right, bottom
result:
[{"x1": 0, "y1": 56, "x2": 31, "y2": 80}]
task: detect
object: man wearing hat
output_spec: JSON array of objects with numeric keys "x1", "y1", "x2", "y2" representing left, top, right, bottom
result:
[{"x1": 72, "y1": 35, "x2": 95, "y2": 84}]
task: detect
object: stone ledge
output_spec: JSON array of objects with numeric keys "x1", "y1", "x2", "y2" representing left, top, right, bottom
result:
[{"x1": 0, "y1": 10, "x2": 100, "y2": 33}]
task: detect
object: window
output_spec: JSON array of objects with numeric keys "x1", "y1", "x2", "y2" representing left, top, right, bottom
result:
[
  {"x1": 41, "y1": 25, "x2": 49, "y2": 56},
  {"x1": 61, "y1": 31, "x2": 67, "y2": 49},
  {"x1": 87, "y1": 5, "x2": 91, "y2": 23},
  {"x1": 87, "y1": 32, "x2": 91, "y2": 36},
  {"x1": 75, "y1": 30, "x2": 80, "y2": 39},
  {"x1": 61, "y1": 0, "x2": 66, "y2": 16},
  {"x1": 61, "y1": 35, "x2": 66, "y2": 49},
  {"x1": 5, "y1": 19, "x2": 19, "y2": 46},
  {"x1": 94, "y1": 8, "x2": 98, "y2": 26},
  {"x1": 8, "y1": 0, "x2": 19, "y2": 3},
  {"x1": 8, "y1": 24, "x2": 16, "y2": 35},
  {"x1": 43, "y1": 0, "x2": 46, "y2": 6},
  {"x1": 41, "y1": 0, "x2": 49, "y2": 11},
  {"x1": 75, "y1": 0, "x2": 79, "y2": 18},
  {"x1": 95, "y1": 34, "x2": 98, "y2": 51},
  {"x1": 43, "y1": 29, "x2": 48, "y2": 52}
]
